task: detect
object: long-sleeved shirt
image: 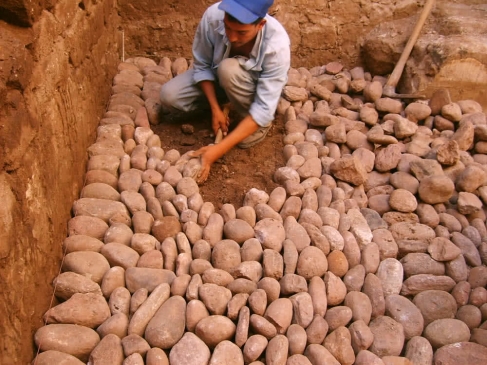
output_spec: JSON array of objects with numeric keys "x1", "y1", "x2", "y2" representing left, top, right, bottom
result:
[{"x1": 192, "y1": 2, "x2": 291, "y2": 127}]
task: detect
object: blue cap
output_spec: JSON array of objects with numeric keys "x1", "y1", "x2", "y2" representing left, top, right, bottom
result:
[{"x1": 218, "y1": 0, "x2": 273, "y2": 24}]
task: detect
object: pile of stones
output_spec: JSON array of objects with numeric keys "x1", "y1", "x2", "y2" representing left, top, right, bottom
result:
[{"x1": 32, "y1": 56, "x2": 487, "y2": 365}]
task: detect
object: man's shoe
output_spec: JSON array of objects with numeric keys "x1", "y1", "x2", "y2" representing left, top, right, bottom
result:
[{"x1": 237, "y1": 124, "x2": 272, "y2": 149}]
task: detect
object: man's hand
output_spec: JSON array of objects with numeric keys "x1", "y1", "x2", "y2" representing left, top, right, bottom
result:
[
  {"x1": 211, "y1": 106, "x2": 230, "y2": 136},
  {"x1": 188, "y1": 115, "x2": 260, "y2": 184},
  {"x1": 188, "y1": 144, "x2": 222, "y2": 184}
]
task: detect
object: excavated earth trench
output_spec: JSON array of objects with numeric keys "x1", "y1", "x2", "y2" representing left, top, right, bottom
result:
[{"x1": 32, "y1": 55, "x2": 487, "y2": 365}]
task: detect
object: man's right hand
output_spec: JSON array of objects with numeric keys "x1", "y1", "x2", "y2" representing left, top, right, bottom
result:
[{"x1": 211, "y1": 106, "x2": 230, "y2": 136}]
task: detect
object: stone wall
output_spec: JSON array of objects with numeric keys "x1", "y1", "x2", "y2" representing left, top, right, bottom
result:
[{"x1": 0, "y1": 0, "x2": 121, "y2": 363}]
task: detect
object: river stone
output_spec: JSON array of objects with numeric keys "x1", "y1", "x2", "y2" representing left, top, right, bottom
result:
[
  {"x1": 72, "y1": 198, "x2": 131, "y2": 224},
  {"x1": 305, "y1": 344, "x2": 341, "y2": 365},
  {"x1": 347, "y1": 208, "x2": 373, "y2": 247},
  {"x1": 387, "y1": 189, "x2": 417, "y2": 213},
  {"x1": 62, "y1": 234, "x2": 105, "y2": 254},
  {"x1": 401, "y1": 253, "x2": 445, "y2": 277},
  {"x1": 288, "y1": 292, "x2": 312, "y2": 329},
  {"x1": 35, "y1": 324, "x2": 100, "y2": 362},
  {"x1": 67, "y1": 216, "x2": 109, "y2": 240},
  {"x1": 324, "y1": 327, "x2": 355, "y2": 365},
  {"x1": 202, "y1": 213, "x2": 225, "y2": 246},
  {"x1": 125, "y1": 267, "x2": 175, "y2": 293},
  {"x1": 185, "y1": 299, "x2": 209, "y2": 333},
  {"x1": 417, "y1": 175, "x2": 455, "y2": 204},
  {"x1": 152, "y1": 216, "x2": 182, "y2": 242},
  {"x1": 101, "y1": 242, "x2": 140, "y2": 269},
  {"x1": 265, "y1": 335, "x2": 289, "y2": 365},
  {"x1": 255, "y1": 203, "x2": 283, "y2": 222},
  {"x1": 201, "y1": 268, "x2": 234, "y2": 286},
  {"x1": 374, "y1": 144, "x2": 401, "y2": 172},
  {"x1": 342, "y1": 291, "x2": 371, "y2": 325},
  {"x1": 327, "y1": 250, "x2": 349, "y2": 278},
  {"x1": 401, "y1": 274, "x2": 456, "y2": 296},
  {"x1": 320, "y1": 225, "x2": 344, "y2": 251},
  {"x1": 128, "y1": 283, "x2": 170, "y2": 336},
  {"x1": 423, "y1": 318, "x2": 470, "y2": 349},
  {"x1": 322, "y1": 305, "x2": 352, "y2": 331},
  {"x1": 434, "y1": 342, "x2": 487, "y2": 365},
  {"x1": 243, "y1": 188, "x2": 270, "y2": 207},
  {"x1": 62, "y1": 251, "x2": 110, "y2": 284},
  {"x1": 369, "y1": 316, "x2": 405, "y2": 357},
  {"x1": 33, "y1": 350, "x2": 86, "y2": 365},
  {"x1": 211, "y1": 239, "x2": 241, "y2": 273},
  {"x1": 121, "y1": 333, "x2": 150, "y2": 357},
  {"x1": 243, "y1": 334, "x2": 268, "y2": 363},
  {"x1": 324, "y1": 271, "x2": 347, "y2": 306},
  {"x1": 451, "y1": 232, "x2": 482, "y2": 267},
  {"x1": 233, "y1": 305, "x2": 250, "y2": 348},
  {"x1": 284, "y1": 216, "x2": 311, "y2": 252},
  {"x1": 210, "y1": 340, "x2": 244, "y2": 365},
  {"x1": 375, "y1": 97, "x2": 403, "y2": 114},
  {"x1": 53, "y1": 272, "x2": 102, "y2": 300},
  {"x1": 468, "y1": 266, "x2": 487, "y2": 289},
  {"x1": 87, "y1": 334, "x2": 124, "y2": 365},
  {"x1": 254, "y1": 218, "x2": 286, "y2": 251},
  {"x1": 376, "y1": 258, "x2": 403, "y2": 296},
  {"x1": 287, "y1": 323, "x2": 308, "y2": 353},
  {"x1": 456, "y1": 304, "x2": 482, "y2": 329},
  {"x1": 389, "y1": 222, "x2": 435, "y2": 243},
  {"x1": 94, "y1": 313, "x2": 127, "y2": 341},
  {"x1": 223, "y1": 219, "x2": 254, "y2": 244},
  {"x1": 232, "y1": 260, "x2": 263, "y2": 283},
  {"x1": 44, "y1": 293, "x2": 110, "y2": 328},
  {"x1": 296, "y1": 246, "x2": 328, "y2": 279},
  {"x1": 456, "y1": 164, "x2": 487, "y2": 192},
  {"x1": 288, "y1": 354, "x2": 312, "y2": 365},
  {"x1": 264, "y1": 298, "x2": 293, "y2": 334},
  {"x1": 100, "y1": 266, "x2": 125, "y2": 300},
  {"x1": 385, "y1": 294, "x2": 424, "y2": 340},
  {"x1": 248, "y1": 289, "x2": 267, "y2": 316},
  {"x1": 354, "y1": 349, "x2": 385, "y2": 365},
  {"x1": 343, "y1": 264, "x2": 366, "y2": 293},
  {"x1": 404, "y1": 102, "x2": 431, "y2": 122},
  {"x1": 145, "y1": 295, "x2": 186, "y2": 349},
  {"x1": 227, "y1": 289, "x2": 246, "y2": 320},
  {"x1": 146, "y1": 347, "x2": 169, "y2": 365},
  {"x1": 194, "y1": 315, "x2": 236, "y2": 349},
  {"x1": 348, "y1": 320, "x2": 374, "y2": 354},
  {"x1": 427, "y1": 237, "x2": 461, "y2": 262},
  {"x1": 168, "y1": 332, "x2": 210, "y2": 365},
  {"x1": 329, "y1": 155, "x2": 368, "y2": 185},
  {"x1": 445, "y1": 254, "x2": 469, "y2": 283},
  {"x1": 198, "y1": 283, "x2": 232, "y2": 315}
]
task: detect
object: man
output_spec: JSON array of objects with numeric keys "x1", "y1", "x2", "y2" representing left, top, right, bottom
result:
[{"x1": 159, "y1": 0, "x2": 291, "y2": 184}]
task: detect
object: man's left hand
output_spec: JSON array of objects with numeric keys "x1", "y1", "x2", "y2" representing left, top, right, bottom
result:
[{"x1": 188, "y1": 144, "x2": 222, "y2": 184}]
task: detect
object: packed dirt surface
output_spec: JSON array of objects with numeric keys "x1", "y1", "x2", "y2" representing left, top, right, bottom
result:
[{"x1": 153, "y1": 112, "x2": 285, "y2": 209}]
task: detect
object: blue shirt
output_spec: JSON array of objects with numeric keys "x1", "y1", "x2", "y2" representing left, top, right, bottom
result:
[{"x1": 192, "y1": 2, "x2": 291, "y2": 127}]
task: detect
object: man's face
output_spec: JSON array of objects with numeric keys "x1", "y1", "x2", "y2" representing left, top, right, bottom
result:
[{"x1": 223, "y1": 14, "x2": 265, "y2": 48}]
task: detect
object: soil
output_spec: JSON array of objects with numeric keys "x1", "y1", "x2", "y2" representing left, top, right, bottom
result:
[{"x1": 152, "y1": 111, "x2": 285, "y2": 210}]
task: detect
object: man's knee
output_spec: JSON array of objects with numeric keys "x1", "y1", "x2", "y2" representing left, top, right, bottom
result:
[
  {"x1": 217, "y1": 58, "x2": 242, "y2": 88},
  {"x1": 159, "y1": 82, "x2": 176, "y2": 109}
]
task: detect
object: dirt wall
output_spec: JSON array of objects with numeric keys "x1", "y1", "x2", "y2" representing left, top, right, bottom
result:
[
  {"x1": 0, "y1": 1, "x2": 121, "y2": 364},
  {"x1": 119, "y1": 0, "x2": 428, "y2": 69}
]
